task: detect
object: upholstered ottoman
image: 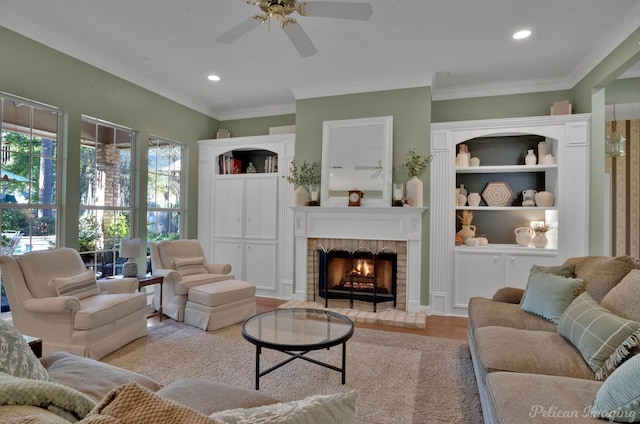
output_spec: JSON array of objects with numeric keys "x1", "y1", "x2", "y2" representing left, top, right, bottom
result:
[{"x1": 184, "y1": 280, "x2": 256, "y2": 331}]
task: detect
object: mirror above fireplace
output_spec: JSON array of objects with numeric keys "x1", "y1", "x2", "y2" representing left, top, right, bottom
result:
[{"x1": 321, "y1": 116, "x2": 393, "y2": 207}]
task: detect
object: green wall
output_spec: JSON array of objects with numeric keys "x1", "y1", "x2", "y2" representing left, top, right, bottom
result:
[
  {"x1": 606, "y1": 78, "x2": 640, "y2": 103},
  {"x1": 0, "y1": 26, "x2": 219, "y2": 247}
]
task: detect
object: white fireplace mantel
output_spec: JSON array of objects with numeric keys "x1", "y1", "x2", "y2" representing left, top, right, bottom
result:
[{"x1": 292, "y1": 206, "x2": 427, "y2": 312}]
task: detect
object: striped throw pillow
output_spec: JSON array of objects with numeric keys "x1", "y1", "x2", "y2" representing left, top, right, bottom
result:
[
  {"x1": 50, "y1": 270, "x2": 100, "y2": 299},
  {"x1": 591, "y1": 354, "x2": 640, "y2": 422},
  {"x1": 558, "y1": 292, "x2": 640, "y2": 380},
  {"x1": 174, "y1": 256, "x2": 207, "y2": 277}
]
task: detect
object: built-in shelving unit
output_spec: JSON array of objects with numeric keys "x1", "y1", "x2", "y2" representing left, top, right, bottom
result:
[{"x1": 429, "y1": 114, "x2": 591, "y2": 316}]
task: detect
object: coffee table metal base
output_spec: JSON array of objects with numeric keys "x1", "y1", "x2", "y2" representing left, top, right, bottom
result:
[{"x1": 254, "y1": 343, "x2": 347, "y2": 390}]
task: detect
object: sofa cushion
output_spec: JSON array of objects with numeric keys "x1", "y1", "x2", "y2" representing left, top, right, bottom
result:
[
  {"x1": 591, "y1": 354, "x2": 640, "y2": 422},
  {"x1": 157, "y1": 378, "x2": 277, "y2": 416},
  {"x1": 558, "y1": 292, "x2": 640, "y2": 380},
  {"x1": 174, "y1": 274, "x2": 235, "y2": 296},
  {"x1": 74, "y1": 292, "x2": 147, "y2": 330},
  {"x1": 49, "y1": 270, "x2": 100, "y2": 300},
  {"x1": 563, "y1": 256, "x2": 638, "y2": 303},
  {"x1": 475, "y1": 326, "x2": 595, "y2": 379},
  {"x1": 42, "y1": 352, "x2": 161, "y2": 404},
  {"x1": 601, "y1": 270, "x2": 640, "y2": 322},
  {"x1": 188, "y1": 280, "x2": 255, "y2": 308},
  {"x1": 174, "y1": 256, "x2": 207, "y2": 277},
  {"x1": 210, "y1": 391, "x2": 359, "y2": 424},
  {"x1": 468, "y1": 297, "x2": 557, "y2": 335},
  {"x1": 485, "y1": 372, "x2": 602, "y2": 424},
  {"x1": 17, "y1": 247, "x2": 88, "y2": 299},
  {"x1": 520, "y1": 268, "x2": 583, "y2": 324},
  {"x1": 531, "y1": 263, "x2": 576, "y2": 278},
  {"x1": 0, "y1": 320, "x2": 49, "y2": 381}
]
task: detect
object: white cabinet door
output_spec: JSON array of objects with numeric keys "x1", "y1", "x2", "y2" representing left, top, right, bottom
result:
[
  {"x1": 505, "y1": 253, "x2": 559, "y2": 290},
  {"x1": 213, "y1": 179, "x2": 244, "y2": 238},
  {"x1": 245, "y1": 177, "x2": 277, "y2": 240},
  {"x1": 212, "y1": 240, "x2": 244, "y2": 280},
  {"x1": 454, "y1": 250, "x2": 505, "y2": 308},
  {"x1": 244, "y1": 242, "x2": 277, "y2": 291}
]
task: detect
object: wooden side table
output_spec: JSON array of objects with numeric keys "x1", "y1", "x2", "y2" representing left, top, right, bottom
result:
[
  {"x1": 23, "y1": 335, "x2": 42, "y2": 358},
  {"x1": 136, "y1": 275, "x2": 164, "y2": 321}
]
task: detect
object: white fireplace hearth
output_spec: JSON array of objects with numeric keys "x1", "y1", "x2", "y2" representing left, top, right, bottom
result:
[{"x1": 292, "y1": 206, "x2": 427, "y2": 312}]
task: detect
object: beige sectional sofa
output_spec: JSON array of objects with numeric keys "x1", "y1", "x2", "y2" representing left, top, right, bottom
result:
[{"x1": 468, "y1": 255, "x2": 640, "y2": 423}]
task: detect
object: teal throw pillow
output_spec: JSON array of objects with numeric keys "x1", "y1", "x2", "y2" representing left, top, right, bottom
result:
[
  {"x1": 558, "y1": 292, "x2": 640, "y2": 380},
  {"x1": 211, "y1": 391, "x2": 358, "y2": 424},
  {"x1": 520, "y1": 267, "x2": 583, "y2": 324},
  {"x1": 591, "y1": 354, "x2": 640, "y2": 422},
  {"x1": 0, "y1": 319, "x2": 49, "y2": 381}
]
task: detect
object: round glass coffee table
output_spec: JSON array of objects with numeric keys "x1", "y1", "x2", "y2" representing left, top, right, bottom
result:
[{"x1": 242, "y1": 308, "x2": 354, "y2": 390}]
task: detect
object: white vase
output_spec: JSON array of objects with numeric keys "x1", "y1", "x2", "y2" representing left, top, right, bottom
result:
[
  {"x1": 467, "y1": 192, "x2": 481, "y2": 207},
  {"x1": 525, "y1": 149, "x2": 537, "y2": 166},
  {"x1": 532, "y1": 231, "x2": 548, "y2": 248},
  {"x1": 406, "y1": 176, "x2": 423, "y2": 207},
  {"x1": 293, "y1": 185, "x2": 310, "y2": 207}
]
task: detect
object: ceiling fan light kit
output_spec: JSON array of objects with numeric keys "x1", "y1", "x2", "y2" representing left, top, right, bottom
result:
[{"x1": 216, "y1": 0, "x2": 373, "y2": 57}]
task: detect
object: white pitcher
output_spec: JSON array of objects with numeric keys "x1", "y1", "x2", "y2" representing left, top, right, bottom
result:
[{"x1": 515, "y1": 227, "x2": 534, "y2": 247}]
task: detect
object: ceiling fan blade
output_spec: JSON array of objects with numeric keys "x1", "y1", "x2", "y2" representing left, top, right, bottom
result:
[
  {"x1": 282, "y1": 21, "x2": 318, "y2": 57},
  {"x1": 215, "y1": 17, "x2": 263, "y2": 44},
  {"x1": 301, "y1": 2, "x2": 373, "y2": 20}
]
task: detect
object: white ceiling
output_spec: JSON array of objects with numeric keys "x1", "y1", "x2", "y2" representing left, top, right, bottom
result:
[{"x1": 2, "y1": 1, "x2": 640, "y2": 120}]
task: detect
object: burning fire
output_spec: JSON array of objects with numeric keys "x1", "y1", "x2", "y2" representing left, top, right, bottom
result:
[{"x1": 353, "y1": 259, "x2": 373, "y2": 277}]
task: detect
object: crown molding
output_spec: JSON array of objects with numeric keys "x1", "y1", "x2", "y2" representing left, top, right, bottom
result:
[
  {"x1": 291, "y1": 74, "x2": 433, "y2": 100},
  {"x1": 216, "y1": 103, "x2": 296, "y2": 121},
  {"x1": 430, "y1": 76, "x2": 572, "y2": 101}
]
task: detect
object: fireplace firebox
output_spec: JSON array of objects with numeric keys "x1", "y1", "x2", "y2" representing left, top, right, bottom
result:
[{"x1": 315, "y1": 247, "x2": 397, "y2": 312}]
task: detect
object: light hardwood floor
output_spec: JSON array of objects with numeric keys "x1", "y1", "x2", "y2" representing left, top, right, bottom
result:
[{"x1": 254, "y1": 297, "x2": 468, "y2": 341}]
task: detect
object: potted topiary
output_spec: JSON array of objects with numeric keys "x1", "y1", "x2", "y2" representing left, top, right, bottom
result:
[{"x1": 287, "y1": 160, "x2": 321, "y2": 206}]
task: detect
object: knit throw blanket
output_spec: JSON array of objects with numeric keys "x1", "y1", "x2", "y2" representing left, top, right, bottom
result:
[{"x1": 0, "y1": 372, "x2": 96, "y2": 422}]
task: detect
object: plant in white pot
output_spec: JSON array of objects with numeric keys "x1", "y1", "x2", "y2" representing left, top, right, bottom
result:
[
  {"x1": 287, "y1": 160, "x2": 321, "y2": 206},
  {"x1": 402, "y1": 149, "x2": 431, "y2": 207}
]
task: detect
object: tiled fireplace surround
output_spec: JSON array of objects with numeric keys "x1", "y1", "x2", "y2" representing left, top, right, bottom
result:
[{"x1": 292, "y1": 207, "x2": 427, "y2": 314}]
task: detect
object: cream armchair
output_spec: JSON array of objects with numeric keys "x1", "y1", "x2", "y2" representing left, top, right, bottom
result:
[
  {"x1": 0, "y1": 247, "x2": 148, "y2": 359},
  {"x1": 149, "y1": 239, "x2": 234, "y2": 322}
]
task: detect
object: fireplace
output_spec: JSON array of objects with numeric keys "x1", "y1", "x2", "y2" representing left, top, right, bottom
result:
[{"x1": 316, "y1": 247, "x2": 397, "y2": 312}]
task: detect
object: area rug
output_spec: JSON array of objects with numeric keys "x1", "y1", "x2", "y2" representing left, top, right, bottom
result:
[{"x1": 102, "y1": 320, "x2": 482, "y2": 424}]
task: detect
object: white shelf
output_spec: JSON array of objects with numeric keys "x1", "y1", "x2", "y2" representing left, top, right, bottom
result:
[
  {"x1": 456, "y1": 206, "x2": 557, "y2": 211},
  {"x1": 456, "y1": 164, "x2": 557, "y2": 173}
]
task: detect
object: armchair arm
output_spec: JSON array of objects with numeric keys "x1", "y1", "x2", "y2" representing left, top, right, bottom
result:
[
  {"x1": 492, "y1": 287, "x2": 525, "y2": 304},
  {"x1": 23, "y1": 296, "x2": 81, "y2": 314},
  {"x1": 153, "y1": 268, "x2": 182, "y2": 284},
  {"x1": 98, "y1": 278, "x2": 138, "y2": 294},
  {"x1": 205, "y1": 263, "x2": 232, "y2": 275}
]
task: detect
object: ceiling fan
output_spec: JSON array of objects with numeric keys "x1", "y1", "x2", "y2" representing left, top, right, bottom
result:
[{"x1": 216, "y1": 0, "x2": 373, "y2": 57}]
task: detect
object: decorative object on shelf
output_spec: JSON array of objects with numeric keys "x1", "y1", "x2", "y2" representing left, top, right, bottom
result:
[
  {"x1": 456, "y1": 144, "x2": 470, "y2": 167},
  {"x1": 606, "y1": 104, "x2": 626, "y2": 158},
  {"x1": 550, "y1": 100, "x2": 572, "y2": 115},
  {"x1": 515, "y1": 226, "x2": 534, "y2": 247},
  {"x1": 476, "y1": 235, "x2": 488, "y2": 246},
  {"x1": 246, "y1": 162, "x2": 257, "y2": 173},
  {"x1": 465, "y1": 237, "x2": 479, "y2": 246},
  {"x1": 455, "y1": 233, "x2": 463, "y2": 246},
  {"x1": 467, "y1": 192, "x2": 481, "y2": 207},
  {"x1": 457, "y1": 210, "x2": 476, "y2": 243},
  {"x1": 534, "y1": 191, "x2": 555, "y2": 207},
  {"x1": 470, "y1": 157, "x2": 480, "y2": 167},
  {"x1": 525, "y1": 149, "x2": 537, "y2": 166},
  {"x1": 531, "y1": 223, "x2": 552, "y2": 248},
  {"x1": 459, "y1": 184, "x2": 467, "y2": 196},
  {"x1": 541, "y1": 154, "x2": 556, "y2": 165},
  {"x1": 120, "y1": 238, "x2": 141, "y2": 277},
  {"x1": 522, "y1": 189, "x2": 537, "y2": 207},
  {"x1": 538, "y1": 141, "x2": 548, "y2": 163},
  {"x1": 457, "y1": 193, "x2": 467, "y2": 206},
  {"x1": 307, "y1": 184, "x2": 320, "y2": 206},
  {"x1": 216, "y1": 129, "x2": 230, "y2": 139},
  {"x1": 455, "y1": 188, "x2": 461, "y2": 206},
  {"x1": 403, "y1": 148, "x2": 431, "y2": 207},
  {"x1": 287, "y1": 159, "x2": 321, "y2": 207},
  {"x1": 348, "y1": 189, "x2": 364, "y2": 207},
  {"x1": 393, "y1": 183, "x2": 404, "y2": 206},
  {"x1": 481, "y1": 182, "x2": 513, "y2": 207}
]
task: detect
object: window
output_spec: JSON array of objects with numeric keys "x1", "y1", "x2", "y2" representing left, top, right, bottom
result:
[
  {"x1": 147, "y1": 137, "x2": 183, "y2": 243},
  {"x1": 0, "y1": 94, "x2": 61, "y2": 255},
  {"x1": 79, "y1": 116, "x2": 134, "y2": 277}
]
